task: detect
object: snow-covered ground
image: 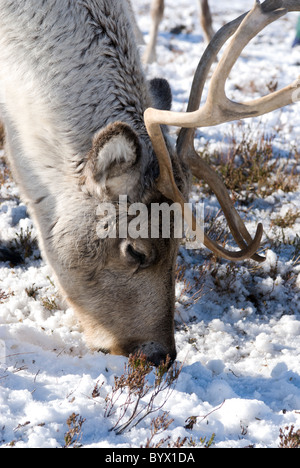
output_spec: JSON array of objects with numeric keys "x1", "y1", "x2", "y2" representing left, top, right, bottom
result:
[{"x1": 1, "y1": 0, "x2": 300, "y2": 448}]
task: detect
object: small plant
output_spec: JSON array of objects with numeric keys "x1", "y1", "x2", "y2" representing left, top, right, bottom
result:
[
  {"x1": 92, "y1": 380, "x2": 104, "y2": 399},
  {"x1": 197, "y1": 128, "x2": 299, "y2": 203},
  {"x1": 40, "y1": 296, "x2": 59, "y2": 312},
  {"x1": 9, "y1": 227, "x2": 40, "y2": 261},
  {"x1": 0, "y1": 290, "x2": 10, "y2": 303},
  {"x1": 199, "y1": 433, "x2": 216, "y2": 448},
  {"x1": 142, "y1": 412, "x2": 174, "y2": 448},
  {"x1": 25, "y1": 284, "x2": 42, "y2": 300},
  {"x1": 271, "y1": 209, "x2": 300, "y2": 229},
  {"x1": 101, "y1": 353, "x2": 214, "y2": 448},
  {"x1": 144, "y1": 416, "x2": 215, "y2": 448},
  {"x1": 103, "y1": 352, "x2": 182, "y2": 436},
  {"x1": 215, "y1": 132, "x2": 276, "y2": 196},
  {"x1": 63, "y1": 413, "x2": 86, "y2": 448},
  {"x1": 279, "y1": 425, "x2": 300, "y2": 448},
  {"x1": 175, "y1": 263, "x2": 205, "y2": 309}
]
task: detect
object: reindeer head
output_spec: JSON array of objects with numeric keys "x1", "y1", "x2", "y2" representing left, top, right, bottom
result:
[{"x1": 54, "y1": 79, "x2": 187, "y2": 366}]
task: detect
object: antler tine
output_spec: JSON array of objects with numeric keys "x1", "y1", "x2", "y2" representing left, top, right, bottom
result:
[
  {"x1": 184, "y1": 14, "x2": 247, "y2": 116},
  {"x1": 177, "y1": 10, "x2": 248, "y2": 159},
  {"x1": 145, "y1": 1, "x2": 300, "y2": 131},
  {"x1": 184, "y1": 0, "x2": 300, "y2": 116}
]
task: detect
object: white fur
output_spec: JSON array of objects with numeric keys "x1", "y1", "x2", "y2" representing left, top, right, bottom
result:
[{"x1": 96, "y1": 135, "x2": 137, "y2": 175}]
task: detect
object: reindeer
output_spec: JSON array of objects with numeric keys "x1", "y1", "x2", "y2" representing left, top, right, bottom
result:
[
  {"x1": 143, "y1": 0, "x2": 214, "y2": 63},
  {"x1": 0, "y1": 0, "x2": 299, "y2": 366}
]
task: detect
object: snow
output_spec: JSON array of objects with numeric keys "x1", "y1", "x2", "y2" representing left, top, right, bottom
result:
[{"x1": 1, "y1": 0, "x2": 300, "y2": 448}]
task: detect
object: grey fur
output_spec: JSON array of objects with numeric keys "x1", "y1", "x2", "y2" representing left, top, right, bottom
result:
[{"x1": 0, "y1": 0, "x2": 188, "y2": 363}]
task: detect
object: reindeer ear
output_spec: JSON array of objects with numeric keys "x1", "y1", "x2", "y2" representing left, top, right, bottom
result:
[
  {"x1": 89, "y1": 121, "x2": 141, "y2": 182},
  {"x1": 149, "y1": 78, "x2": 172, "y2": 111},
  {"x1": 85, "y1": 121, "x2": 142, "y2": 197}
]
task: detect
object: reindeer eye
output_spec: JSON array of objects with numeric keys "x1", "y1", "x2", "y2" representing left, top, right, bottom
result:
[{"x1": 127, "y1": 244, "x2": 146, "y2": 265}]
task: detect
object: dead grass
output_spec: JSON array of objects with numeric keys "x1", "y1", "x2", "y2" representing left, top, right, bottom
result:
[
  {"x1": 40, "y1": 296, "x2": 59, "y2": 312},
  {"x1": 103, "y1": 352, "x2": 182, "y2": 437},
  {"x1": 197, "y1": 127, "x2": 299, "y2": 202},
  {"x1": 63, "y1": 413, "x2": 86, "y2": 449},
  {"x1": 0, "y1": 290, "x2": 10, "y2": 303},
  {"x1": 91, "y1": 352, "x2": 215, "y2": 448},
  {"x1": 175, "y1": 262, "x2": 207, "y2": 309},
  {"x1": 279, "y1": 425, "x2": 300, "y2": 448},
  {"x1": 4, "y1": 227, "x2": 41, "y2": 265},
  {"x1": 271, "y1": 210, "x2": 300, "y2": 229}
]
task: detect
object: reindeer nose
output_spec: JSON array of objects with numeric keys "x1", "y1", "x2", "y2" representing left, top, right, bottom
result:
[
  {"x1": 147, "y1": 350, "x2": 177, "y2": 368},
  {"x1": 139, "y1": 342, "x2": 177, "y2": 368}
]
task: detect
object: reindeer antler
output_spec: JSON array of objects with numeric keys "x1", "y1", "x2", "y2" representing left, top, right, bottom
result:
[
  {"x1": 145, "y1": 110, "x2": 264, "y2": 261},
  {"x1": 144, "y1": 0, "x2": 300, "y2": 262}
]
